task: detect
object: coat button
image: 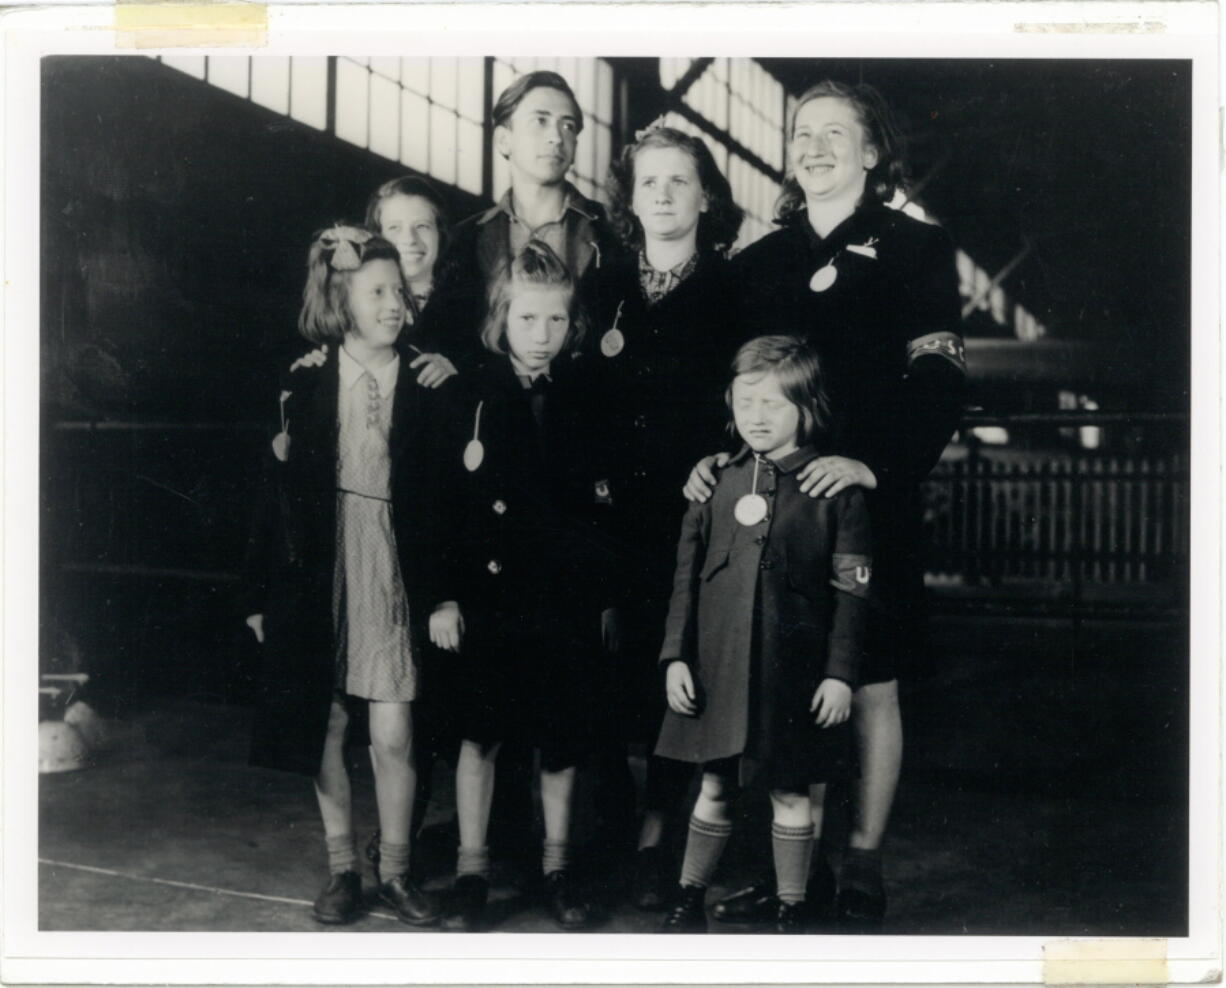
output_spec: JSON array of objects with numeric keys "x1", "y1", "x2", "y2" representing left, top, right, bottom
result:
[
  {"x1": 634, "y1": 414, "x2": 648, "y2": 429},
  {"x1": 492, "y1": 499, "x2": 507, "y2": 515},
  {"x1": 759, "y1": 558, "x2": 774, "y2": 570},
  {"x1": 763, "y1": 488, "x2": 776, "y2": 497},
  {"x1": 487, "y1": 559, "x2": 502, "y2": 575},
  {"x1": 754, "y1": 535, "x2": 767, "y2": 545}
]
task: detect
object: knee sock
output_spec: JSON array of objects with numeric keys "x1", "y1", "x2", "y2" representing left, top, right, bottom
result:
[
  {"x1": 457, "y1": 845, "x2": 491, "y2": 880},
  {"x1": 326, "y1": 834, "x2": 358, "y2": 875},
  {"x1": 771, "y1": 823, "x2": 814, "y2": 904},
  {"x1": 678, "y1": 816, "x2": 732, "y2": 889},
  {"x1": 542, "y1": 839, "x2": 570, "y2": 876},
  {"x1": 378, "y1": 839, "x2": 410, "y2": 881},
  {"x1": 841, "y1": 846, "x2": 884, "y2": 897}
]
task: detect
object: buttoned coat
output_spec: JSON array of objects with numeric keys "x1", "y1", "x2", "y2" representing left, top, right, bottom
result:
[
  {"x1": 239, "y1": 342, "x2": 463, "y2": 777},
  {"x1": 654, "y1": 446, "x2": 872, "y2": 787},
  {"x1": 585, "y1": 250, "x2": 742, "y2": 595}
]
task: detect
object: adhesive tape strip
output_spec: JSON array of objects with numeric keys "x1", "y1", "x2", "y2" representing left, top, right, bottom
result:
[
  {"x1": 1044, "y1": 938, "x2": 1168, "y2": 985},
  {"x1": 115, "y1": 4, "x2": 267, "y2": 49}
]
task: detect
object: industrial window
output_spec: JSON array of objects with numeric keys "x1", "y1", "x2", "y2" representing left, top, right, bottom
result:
[
  {"x1": 491, "y1": 57, "x2": 615, "y2": 204},
  {"x1": 660, "y1": 58, "x2": 785, "y2": 250}
]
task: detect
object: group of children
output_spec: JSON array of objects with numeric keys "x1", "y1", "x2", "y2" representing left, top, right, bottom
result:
[{"x1": 243, "y1": 68, "x2": 958, "y2": 935}]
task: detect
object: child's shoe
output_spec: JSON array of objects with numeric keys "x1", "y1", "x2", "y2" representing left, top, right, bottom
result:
[
  {"x1": 711, "y1": 876, "x2": 775, "y2": 924},
  {"x1": 378, "y1": 873, "x2": 441, "y2": 927},
  {"x1": 658, "y1": 884, "x2": 708, "y2": 933},
  {"x1": 544, "y1": 870, "x2": 595, "y2": 930},
  {"x1": 442, "y1": 874, "x2": 489, "y2": 932},
  {"x1": 312, "y1": 870, "x2": 363, "y2": 925},
  {"x1": 631, "y1": 847, "x2": 667, "y2": 911},
  {"x1": 775, "y1": 899, "x2": 807, "y2": 933}
]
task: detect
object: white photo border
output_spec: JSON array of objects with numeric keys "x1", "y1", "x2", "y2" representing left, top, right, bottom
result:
[{"x1": 3, "y1": 2, "x2": 1221, "y2": 984}]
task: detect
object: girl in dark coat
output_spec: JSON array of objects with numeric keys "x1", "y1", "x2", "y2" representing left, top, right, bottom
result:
[
  {"x1": 433, "y1": 241, "x2": 622, "y2": 932},
  {"x1": 685, "y1": 80, "x2": 967, "y2": 928},
  {"x1": 585, "y1": 123, "x2": 744, "y2": 905},
  {"x1": 657, "y1": 336, "x2": 872, "y2": 934},
  {"x1": 242, "y1": 226, "x2": 461, "y2": 928}
]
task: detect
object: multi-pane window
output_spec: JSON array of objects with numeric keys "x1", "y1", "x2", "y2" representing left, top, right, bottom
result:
[
  {"x1": 490, "y1": 57, "x2": 614, "y2": 204},
  {"x1": 660, "y1": 58, "x2": 785, "y2": 250},
  {"x1": 333, "y1": 57, "x2": 485, "y2": 195}
]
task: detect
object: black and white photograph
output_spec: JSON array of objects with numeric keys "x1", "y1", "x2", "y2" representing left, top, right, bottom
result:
[{"x1": 2, "y1": 3, "x2": 1221, "y2": 984}]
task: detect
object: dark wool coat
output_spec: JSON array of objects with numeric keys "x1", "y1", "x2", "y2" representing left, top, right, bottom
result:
[
  {"x1": 432, "y1": 355, "x2": 624, "y2": 760},
  {"x1": 414, "y1": 185, "x2": 623, "y2": 370},
  {"x1": 730, "y1": 204, "x2": 966, "y2": 666},
  {"x1": 239, "y1": 343, "x2": 464, "y2": 777},
  {"x1": 585, "y1": 250, "x2": 742, "y2": 598},
  {"x1": 654, "y1": 446, "x2": 872, "y2": 787}
]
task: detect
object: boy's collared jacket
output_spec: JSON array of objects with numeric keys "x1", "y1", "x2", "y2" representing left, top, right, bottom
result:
[
  {"x1": 654, "y1": 445, "x2": 872, "y2": 785},
  {"x1": 239, "y1": 342, "x2": 463, "y2": 777},
  {"x1": 415, "y1": 183, "x2": 623, "y2": 369}
]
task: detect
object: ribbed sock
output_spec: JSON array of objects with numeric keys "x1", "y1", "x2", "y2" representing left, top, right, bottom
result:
[
  {"x1": 457, "y1": 844, "x2": 491, "y2": 880},
  {"x1": 325, "y1": 834, "x2": 357, "y2": 875},
  {"x1": 841, "y1": 846, "x2": 884, "y2": 897},
  {"x1": 542, "y1": 839, "x2": 570, "y2": 876},
  {"x1": 378, "y1": 839, "x2": 410, "y2": 880},
  {"x1": 771, "y1": 822, "x2": 814, "y2": 904},
  {"x1": 678, "y1": 816, "x2": 733, "y2": 890}
]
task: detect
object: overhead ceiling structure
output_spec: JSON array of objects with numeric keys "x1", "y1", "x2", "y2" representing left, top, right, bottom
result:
[{"x1": 760, "y1": 59, "x2": 1191, "y2": 407}]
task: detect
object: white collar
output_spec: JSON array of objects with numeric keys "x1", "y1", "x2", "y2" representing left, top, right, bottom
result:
[{"x1": 338, "y1": 344, "x2": 399, "y2": 396}]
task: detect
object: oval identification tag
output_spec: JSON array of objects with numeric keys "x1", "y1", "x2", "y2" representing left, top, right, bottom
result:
[
  {"x1": 463, "y1": 439, "x2": 485, "y2": 472},
  {"x1": 734, "y1": 492, "x2": 769, "y2": 526},
  {"x1": 600, "y1": 328, "x2": 625, "y2": 358},
  {"x1": 810, "y1": 263, "x2": 838, "y2": 293}
]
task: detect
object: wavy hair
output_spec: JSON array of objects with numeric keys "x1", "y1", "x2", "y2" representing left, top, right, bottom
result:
[
  {"x1": 364, "y1": 174, "x2": 451, "y2": 257},
  {"x1": 726, "y1": 334, "x2": 831, "y2": 444},
  {"x1": 775, "y1": 79, "x2": 907, "y2": 224},
  {"x1": 606, "y1": 125, "x2": 744, "y2": 255},
  {"x1": 480, "y1": 240, "x2": 589, "y2": 356},
  {"x1": 298, "y1": 226, "x2": 403, "y2": 345}
]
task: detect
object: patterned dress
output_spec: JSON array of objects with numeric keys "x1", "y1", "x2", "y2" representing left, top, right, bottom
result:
[{"x1": 331, "y1": 346, "x2": 416, "y2": 701}]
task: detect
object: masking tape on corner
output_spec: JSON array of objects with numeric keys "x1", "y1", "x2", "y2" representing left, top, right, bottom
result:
[
  {"x1": 116, "y1": 4, "x2": 267, "y2": 49},
  {"x1": 1044, "y1": 938, "x2": 1168, "y2": 985}
]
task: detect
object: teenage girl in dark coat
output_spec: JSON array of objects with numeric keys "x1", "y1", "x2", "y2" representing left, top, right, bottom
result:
[
  {"x1": 585, "y1": 124, "x2": 745, "y2": 907},
  {"x1": 685, "y1": 80, "x2": 967, "y2": 928}
]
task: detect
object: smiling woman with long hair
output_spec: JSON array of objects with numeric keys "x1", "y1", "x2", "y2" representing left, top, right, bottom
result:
[{"x1": 683, "y1": 79, "x2": 968, "y2": 931}]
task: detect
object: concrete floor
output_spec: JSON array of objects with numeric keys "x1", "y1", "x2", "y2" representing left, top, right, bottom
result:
[{"x1": 38, "y1": 614, "x2": 1189, "y2": 936}]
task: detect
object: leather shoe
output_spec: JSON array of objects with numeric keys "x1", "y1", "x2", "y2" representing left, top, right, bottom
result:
[
  {"x1": 379, "y1": 873, "x2": 441, "y2": 927},
  {"x1": 544, "y1": 870, "x2": 594, "y2": 930},
  {"x1": 631, "y1": 847, "x2": 667, "y2": 911},
  {"x1": 835, "y1": 887, "x2": 886, "y2": 932},
  {"x1": 659, "y1": 884, "x2": 707, "y2": 933},
  {"x1": 442, "y1": 874, "x2": 489, "y2": 932},
  {"x1": 775, "y1": 899, "x2": 807, "y2": 933},
  {"x1": 312, "y1": 870, "x2": 363, "y2": 925},
  {"x1": 711, "y1": 878, "x2": 775, "y2": 924}
]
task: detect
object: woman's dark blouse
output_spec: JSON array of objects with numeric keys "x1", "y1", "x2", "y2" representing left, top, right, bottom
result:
[
  {"x1": 586, "y1": 250, "x2": 742, "y2": 592},
  {"x1": 730, "y1": 204, "x2": 967, "y2": 615}
]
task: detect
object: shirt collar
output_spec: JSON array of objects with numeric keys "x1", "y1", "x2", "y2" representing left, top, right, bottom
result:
[
  {"x1": 338, "y1": 344, "x2": 399, "y2": 396},
  {"x1": 477, "y1": 182, "x2": 596, "y2": 227},
  {"x1": 728, "y1": 443, "x2": 819, "y2": 475}
]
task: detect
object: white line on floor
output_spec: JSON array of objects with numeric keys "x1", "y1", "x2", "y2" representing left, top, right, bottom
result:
[{"x1": 39, "y1": 858, "x2": 401, "y2": 921}]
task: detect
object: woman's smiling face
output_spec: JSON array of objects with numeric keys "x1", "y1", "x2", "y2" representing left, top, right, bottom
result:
[{"x1": 789, "y1": 96, "x2": 879, "y2": 207}]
